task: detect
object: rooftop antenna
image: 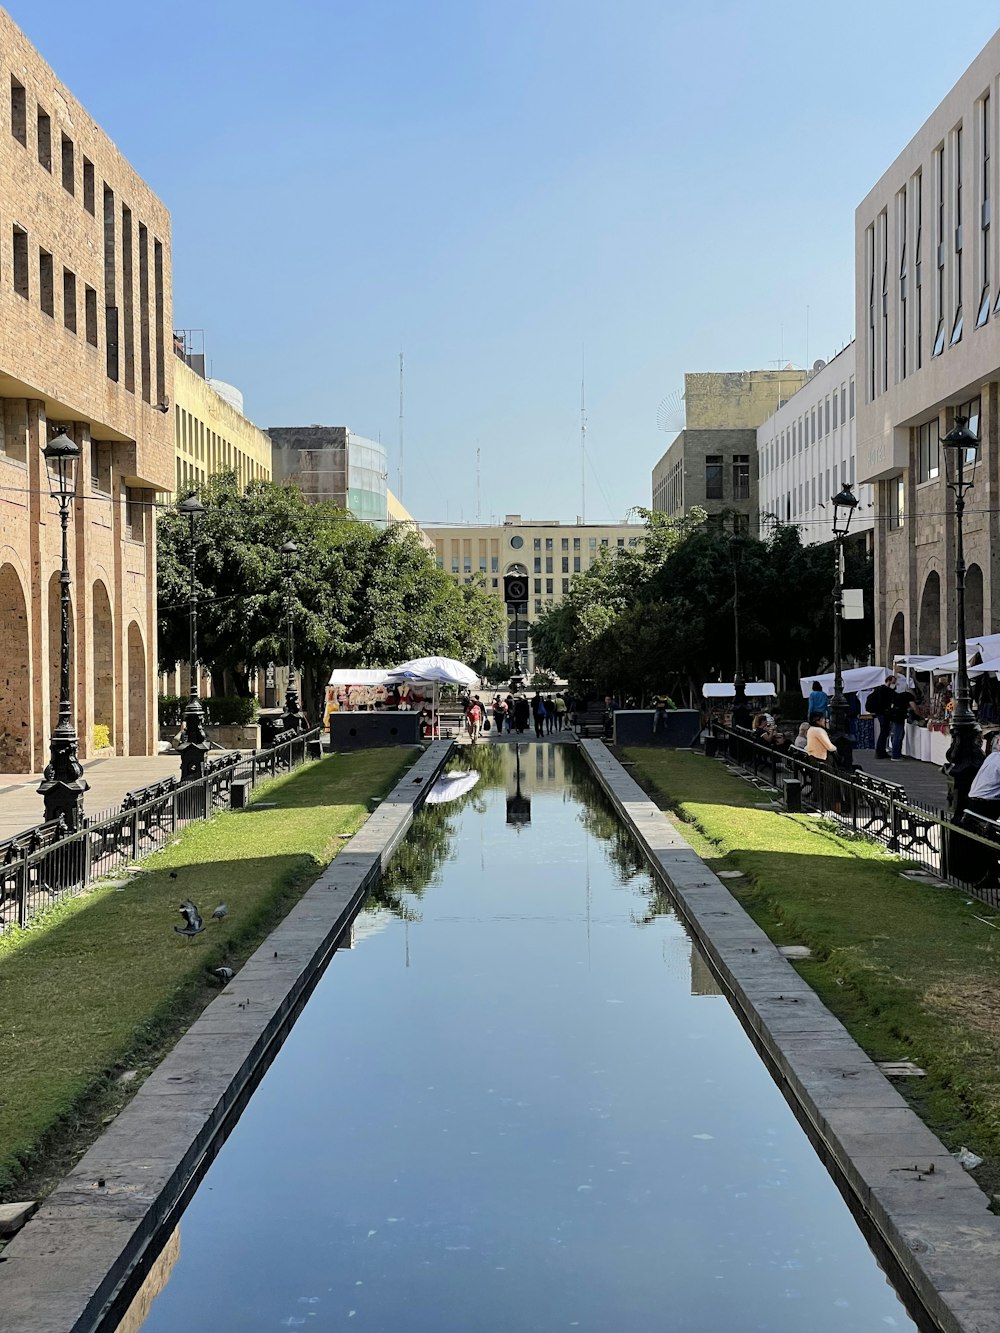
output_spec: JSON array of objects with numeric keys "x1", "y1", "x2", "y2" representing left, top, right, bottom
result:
[
  {"x1": 581, "y1": 347, "x2": 586, "y2": 524},
  {"x1": 398, "y1": 351, "x2": 404, "y2": 499}
]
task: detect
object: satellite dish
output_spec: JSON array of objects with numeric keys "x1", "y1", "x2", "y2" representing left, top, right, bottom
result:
[
  {"x1": 812, "y1": 359, "x2": 826, "y2": 372},
  {"x1": 656, "y1": 389, "x2": 685, "y2": 434}
]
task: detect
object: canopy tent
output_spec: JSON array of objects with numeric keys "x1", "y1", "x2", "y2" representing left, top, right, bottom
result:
[
  {"x1": 385, "y1": 655, "x2": 480, "y2": 687},
  {"x1": 798, "y1": 666, "x2": 912, "y2": 715},
  {"x1": 970, "y1": 656, "x2": 1000, "y2": 677},
  {"x1": 895, "y1": 634, "x2": 1000, "y2": 674},
  {"x1": 702, "y1": 682, "x2": 776, "y2": 698},
  {"x1": 327, "y1": 668, "x2": 395, "y2": 687},
  {"x1": 425, "y1": 770, "x2": 480, "y2": 805}
]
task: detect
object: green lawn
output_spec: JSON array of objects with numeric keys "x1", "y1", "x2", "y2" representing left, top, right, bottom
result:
[
  {"x1": 623, "y1": 747, "x2": 1000, "y2": 1193},
  {"x1": 0, "y1": 748, "x2": 418, "y2": 1199}
]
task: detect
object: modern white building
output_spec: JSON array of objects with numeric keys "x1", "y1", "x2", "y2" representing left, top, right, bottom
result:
[{"x1": 757, "y1": 343, "x2": 873, "y2": 543}]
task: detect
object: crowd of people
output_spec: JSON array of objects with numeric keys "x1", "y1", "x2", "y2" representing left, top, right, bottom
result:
[{"x1": 461, "y1": 690, "x2": 575, "y2": 742}]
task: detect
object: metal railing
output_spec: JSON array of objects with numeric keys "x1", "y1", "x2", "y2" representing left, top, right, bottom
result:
[
  {"x1": 711, "y1": 724, "x2": 1000, "y2": 905},
  {"x1": 0, "y1": 727, "x2": 321, "y2": 935}
]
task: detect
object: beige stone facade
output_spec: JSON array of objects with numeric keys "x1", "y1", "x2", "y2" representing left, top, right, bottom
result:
[
  {"x1": 856, "y1": 29, "x2": 1000, "y2": 662},
  {"x1": 427, "y1": 515, "x2": 645, "y2": 671},
  {"x1": 0, "y1": 11, "x2": 173, "y2": 772},
  {"x1": 651, "y1": 369, "x2": 807, "y2": 532}
]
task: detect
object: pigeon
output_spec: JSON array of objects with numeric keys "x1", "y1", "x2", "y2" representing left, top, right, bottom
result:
[
  {"x1": 174, "y1": 901, "x2": 204, "y2": 938},
  {"x1": 212, "y1": 966, "x2": 235, "y2": 983},
  {"x1": 169, "y1": 871, "x2": 178, "y2": 880},
  {"x1": 211, "y1": 903, "x2": 228, "y2": 922}
]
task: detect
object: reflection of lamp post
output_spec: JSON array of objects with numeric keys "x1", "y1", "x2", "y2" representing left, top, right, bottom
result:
[
  {"x1": 941, "y1": 414, "x2": 983, "y2": 817},
  {"x1": 178, "y1": 494, "x2": 209, "y2": 782},
  {"x1": 280, "y1": 539, "x2": 303, "y2": 733},
  {"x1": 38, "y1": 428, "x2": 89, "y2": 829},
  {"x1": 506, "y1": 743, "x2": 531, "y2": 827},
  {"x1": 829, "y1": 483, "x2": 859, "y2": 769}
]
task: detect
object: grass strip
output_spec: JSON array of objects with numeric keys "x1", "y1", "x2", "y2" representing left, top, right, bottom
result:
[
  {"x1": 0, "y1": 748, "x2": 418, "y2": 1200},
  {"x1": 623, "y1": 746, "x2": 1000, "y2": 1198}
]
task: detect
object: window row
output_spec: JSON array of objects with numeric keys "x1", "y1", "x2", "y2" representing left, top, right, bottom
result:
[
  {"x1": 767, "y1": 459, "x2": 856, "y2": 522},
  {"x1": 10, "y1": 227, "x2": 99, "y2": 344},
  {"x1": 705, "y1": 454, "x2": 751, "y2": 500},
  {"x1": 9, "y1": 75, "x2": 96, "y2": 214},
  {"x1": 760, "y1": 380, "x2": 856, "y2": 476}
]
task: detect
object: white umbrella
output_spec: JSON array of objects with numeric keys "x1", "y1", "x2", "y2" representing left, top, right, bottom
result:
[
  {"x1": 425, "y1": 770, "x2": 480, "y2": 804},
  {"x1": 386, "y1": 656, "x2": 480, "y2": 738}
]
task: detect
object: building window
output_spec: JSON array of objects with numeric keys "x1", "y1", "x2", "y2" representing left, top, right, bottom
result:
[
  {"x1": 617, "y1": 537, "x2": 624, "y2": 547},
  {"x1": 733, "y1": 513, "x2": 750, "y2": 536},
  {"x1": 562, "y1": 579, "x2": 569, "y2": 593},
  {"x1": 732, "y1": 455, "x2": 750, "y2": 500},
  {"x1": 91, "y1": 442, "x2": 111, "y2": 492},
  {"x1": 979, "y1": 93, "x2": 991, "y2": 327},
  {"x1": 934, "y1": 145, "x2": 946, "y2": 356},
  {"x1": 589, "y1": 537, "x2": 597, "y2": 548},
  {"x1": 917, "y1": 420, "x2": 939, "y2": 482},
  {"x1": 867, "y1": 223, "x2": 876, "y2": 397},
  {"x1": 125, "y1": 488, "x2": 145, "y2": 542},
  {"x1": 957, "y1": 396, "x2": 981, "y2": 441},
  {"x1": 60, "y1": 133, "x2": 74, "y2": 194},
  {"x1": 561, "y1": 556, "x2": 569, "y2": 572},
  {"x1": 533, "y1": 578, "x2": 541, "y2": 593},
  {"x1": 952, "y1": 125, "x2": 964, "y2": 346},
  {"x1": 915, "y1": 169, "x2": 924, "y2": 368},
  {"x1": 36, "y1": 106, "x2": 51, "y2": 170},
  {"x1": 545, "y1": 537, "x2": 553, "y2": 550},
  {"x1": 39, "y1": 249, "x2": 53, "y2": 316},
  {"x1": 83, "y1": 158, "x2": 95, "y2": 215},
  {"x1": 573, "y1": 537, "x2": 580, "y2": 549},
  {"x1": 510, "y1": 534, "x2": 524, "y2": 549},
  {"x1": 561, "y1": 537, "x2": 569, "y2": 550},
  {"x1": 899, "y1": 185, "x2": 908, "y2": 378},
  {"x1": 63, "y1": 268, "x2": 77, "y2": 333},
  {"x1": 12, "y1": 226, "x2": 28, "y2": 299},
  {"x1": 545, "y1": 557, "x2": 553, "y2": 573},
  {"x1": 463, "y1": 556, "x2": 471, "y2": 573},
  {"x1": 10, "y1": 77, "x2": 26, "y2": 146},
  {"x1": 121, "y1": 204, "x2": 134, "y2": 392},
  {"x1": 104, "y1": 185, "x2": 119, "y2": 382},
  {"x1": 705, "y1": 454, "x2": 723, "y2": 499},
  {"x1": 880, "y1": 209, "x2": 889, "y2": 390},
  {"x1": 849, "y1": 379, "x2": 855, "y2": 418},
  {"x1": 534, "y1": 599, "x2": 543, "y2": 615},
  {"x1": 545, "y1": 579, "x2": 553, "y2": 594},
  {"x1": 573, "y1": 556, "x2": 581, "y2": 572},
  {"x1": 533, "y1": 537, "x2": 541, "y2": 549},
  {"x1": 533, "y1": 556, "x2": 541, "y2": 573},
  {"x1": 887, "y1": 476, "x2": 905, "y2": 529}
]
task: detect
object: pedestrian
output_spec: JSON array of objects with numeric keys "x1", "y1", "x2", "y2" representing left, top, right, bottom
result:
[
  {"x1": 805, "y1": 712, "x2": 838, "y2": 762},
  {"x1": 514, "y1": 694, "x2": 530, "y2": 734},
  {"x1": 465, "y1": 695, "x2": 483, "y2": 744},
  {"x1": 504, "y1": 694, "x2": 514, "y2": 733},
  {"x1": 532, "y1": 691, "x2": 545, "y2": 739},
  {"x1": 889, "y1": 679, "x2": 918, "y2": 760},
  {"x1": 867, "y1": 675, "x2": 896, "y2": 759},
  {"x1": 807, "y1": 680, "x2": 830, "y2": 720},
  {"x1": 493, "y1": 694, "x2": 507, "y2": 736},
  {"x1": 792, "y1": 722, "x2": 810, "y2": 751},
  {"x1": 652, "y1": 695, "x2": 667, "y2": 736},
  {"x1": 554, "y1": 693, "x2": 567, "y2": 732},
  {"x1": 544, "y1": 695, "x2": 555, "y2": 735}
]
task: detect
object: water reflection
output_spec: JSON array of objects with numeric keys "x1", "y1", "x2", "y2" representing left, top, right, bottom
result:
[{"x1": 122, "y1": 745, "x2": 914, "y2": 1333}]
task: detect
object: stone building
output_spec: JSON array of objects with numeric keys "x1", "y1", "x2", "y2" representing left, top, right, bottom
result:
[
  {"x1": 651, "y1": 368, "x2": 807, "y2": 533},
  {"x1": 856, "y1": 29, "x2": 1000, "y2": 662},
  {"x1": 0, "y1": 11, "x2": 173, "y2": 772},
  {"x1": 268, "y1": 425, "x2": 388, "y2": 525},
  {"x1": 427, "y1": 515, "x2": 646, "y2": 673},
  {"x1": 172, "y1": 354, "x2": 271, "y2": 497}
]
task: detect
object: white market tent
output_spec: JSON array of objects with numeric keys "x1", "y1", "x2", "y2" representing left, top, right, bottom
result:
[
  {"x1": 703, "y1": 682, "x2": 776, "y2": 698},
  {"x1": 896, "y1": 634, "x2": 1000, "y2": 675},
  {"x1": 328, "y1": 668, "x2": 395, "y2": 687},
  {"x1": 328, "y1": 656, "x2": 481, "y2": 738},
  {"x1": 798, "y1": 666, "x2": 912, "y2": 714}
]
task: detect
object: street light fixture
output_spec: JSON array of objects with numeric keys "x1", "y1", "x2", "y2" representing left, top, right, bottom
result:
[
  {"x1": 178, "y1": 493, "x2": 209, "y2": 782},
  {"x1": 941, "y1": 413, "x2": 983, "y2": 817},
  {"x1": 280, "y1": 538, "x2": 303, "y2": 733},
  {"x1": 729, "y1": 534, "x2": 746, "y2": 709},
  {"x1": 37, "y1": 427, "x2": 89, "y2": 829},
  {"x1": 829, "y1": 481, "x2": 859, "y2": 769}
]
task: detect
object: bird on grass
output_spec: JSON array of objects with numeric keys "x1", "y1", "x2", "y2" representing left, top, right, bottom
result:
[
  {"x1": 174, "y1": 901, "x2": 204, "y2": 939},
  {"x1": 211, "y1": 903, "x2": 228, "y2": 922},
  {"x1": 169, "y1": 871, "x2": 178, "y2": 880},
  {"x1": 211, "y1": 966, "x2": 235, "y2": 983}
]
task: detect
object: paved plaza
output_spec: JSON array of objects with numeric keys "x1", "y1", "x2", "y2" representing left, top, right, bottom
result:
[{"x1": 852, "y1": 749, "x2": 950, "y2": 811}]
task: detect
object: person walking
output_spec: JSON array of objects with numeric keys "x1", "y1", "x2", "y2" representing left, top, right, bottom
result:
[
  {"x1": 532, "y1": 691, "x2": 545, "y2": 739},
  {"x1": 805, "y1": 713, "x2": 838, "y2": 762},
  {"x1": 493, "y1": 694, "x2": 507, "y2": 737},
  {"x1": 807, "y1": 680, "x2": 830, "y2": 720},
  {"x1": 504, "y1": 694, "x2": 515, "y2": 733},
  {"x1": 544, "y1": 695, "x2": 555, "y2": 735},
  {"x1": 554, "y1": 693, "x2": 567, "y2": 732},
  {"x1": 889, "y1": 679, "x2": 918, "y2": 760},
  {"x1": 465, "y1": 695, "x2": 483, "y2": 744},
  {"x1": 514, "y1": 694, "x2": 530, "y2": 734},
  {"x1": 867, "y1": 675, "x2": 896, "y2": 759}
]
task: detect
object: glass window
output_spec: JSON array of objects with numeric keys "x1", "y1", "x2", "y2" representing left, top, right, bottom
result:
[
  {"x1": 545, "y1": 538, "x2": 553, "y2": 550},
  {"x1": 491, "y1": 556, "x2": 498, "y2": 572},
  {"x1": 545, "y1": 579, "x2": 553, "y2": 594},
  {"x1": 573, "y1": 537, "x2": 580, "y2": 549},
  {"x1": 732, "y1": 455, "x2": 750, "y2": 500},
  {"x1": 533, "y1": 556, "x2": 541, "y2": 573},
  {"x1": 933, "y1": 318, "x2": 946, "y2": 356},
  {"x1": 534, "y1": 599, "x2": 542, "y2": 615},
  {"x1": 705, "y1": 454, "x2": 723, "y2": 499},
  {"x1": 601, "y1": 538, "x2": 608, "y2": 547},
  {"x1": 533, "y1": 537, "x2": 541, "y2": 549},
  {"x1": 887, "y1": 476, "x2": 905, "y2": 529},
  {"x1": 562, "y1": 579, "x2": 569, "y2": 593},
  {"x1": 463, "y1": 557, "x2": 471, "y2": 573},
  {"x1": 545, "y1": 557, "x2": 553, "y2": 573},
  {"x1": 589, "y1": 537, "x2": 597, "y2": 548},
  {"x1": 573, "y1": 556, "x2": 580, "y2": 572},
  {"x1": 561, "y1": 537, "x2": 569, "y2": 550},
  {"x1": 510, "y1": 534, "x2": 523, "y2": 549},
  {"x1": 561, "y1": 556, "x2": 569, "y2": 572},
  {"x1": 534, "y1": 578, "x2": 541, "y2": 593},
  {"x1": 849, "y1": 380, "x2": 855, "y2": 418}
]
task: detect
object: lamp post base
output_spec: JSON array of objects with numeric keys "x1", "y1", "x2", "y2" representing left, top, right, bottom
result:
[
  {"x1": 281, "y1": 684, "x2": 304, "y2": 736},
  {"x1": 179, "y1": 700, "x2": 210, "y2": 783},
  {"x1": 944, "y1": 723, "x2": 984, "y2": 821},
  {"x1": 37, "y1": 728, "x2": 89, "y2": 831}
]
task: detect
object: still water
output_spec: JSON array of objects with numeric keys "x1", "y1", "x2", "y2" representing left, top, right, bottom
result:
[{"x1": 131, "y1": 745, "x2": 915, "y2": 1332}]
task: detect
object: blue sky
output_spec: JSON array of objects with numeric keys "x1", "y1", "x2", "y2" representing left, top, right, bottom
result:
[{"x1": 12, "y1": 1, "x2": 1000, "y2": 524}]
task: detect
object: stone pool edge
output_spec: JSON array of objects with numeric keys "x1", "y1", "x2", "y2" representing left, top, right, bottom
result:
[
  {"x1": 580, "y1": 739, "x2": 1000, "y2": 1333},
  {"x1": 0, "y1": 740, "x2": 454, "y2": 1333}
]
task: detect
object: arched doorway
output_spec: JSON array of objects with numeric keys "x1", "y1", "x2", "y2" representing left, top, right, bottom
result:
[
  {"x1": 47, "y1": 570, "x2": 74, "y2": 735},
  {"x1": 966, "y1": 563, "x2": 984, "y2": 639},
  {"x1": 918, "y1": 572, "x2": 941, "y2": 655},
  {"x1": 887, "y1": 611, "x2": 906, "y2": 665},
  {"x1": 0, "y1": 564, "x2": 31, "y2": 771},
  {"x1": 93, "y1": 581, "x2": 115, "y2": 750},
  {"x1": 127, "y1": 622, "x2": 147, "y2": 756}
]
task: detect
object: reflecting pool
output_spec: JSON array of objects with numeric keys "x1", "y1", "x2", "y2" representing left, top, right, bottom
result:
[{"x1": 130, "y1": 744, "x2": 916, "y2": 1332}]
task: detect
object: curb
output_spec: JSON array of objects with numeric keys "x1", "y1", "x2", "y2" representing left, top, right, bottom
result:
[
  {"x1": 0, "y1": 741, "x2": 453, "y2": 1333},
  {"x1": 580, "y1": 740, "x2": 1000, "y2": 1333}
]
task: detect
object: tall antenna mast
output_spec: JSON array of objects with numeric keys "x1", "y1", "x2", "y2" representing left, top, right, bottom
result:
[
  {"x1": 580, "y1": 347, "x2": 587, "y2": 523},
  {"x1": 476, "y1": 445, "x2": 481, "y2": 521},
  {"x1": 398, "y1": 351, "x2": 404, "y2": 499}
]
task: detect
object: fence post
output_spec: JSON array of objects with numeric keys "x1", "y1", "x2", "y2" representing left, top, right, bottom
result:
[
  {"x1": 16, "y1": 851, "x2": 28, "y2": 929},
  {"x1": 888, "y1": 795, "x2": 900, "y2": 852},
  {"x1": 130, "y1": 810, "x2": 140, "y2": 861}
]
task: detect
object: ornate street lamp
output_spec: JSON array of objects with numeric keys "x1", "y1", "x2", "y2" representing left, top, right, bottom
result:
[
  {"x1": 280, "y1": 538, "x2": 303, "y2": 733},
  {"x1": 38, "y1": 428, "x2": 89, "y2": 829},
  {"x1": 829, "y1": 482, "x2": 859, "y2": 769},
  {"x1": 729, "y1": 534, "x2": 746, "y2": 709},
  {"x1": 941, "y1": 413, "x2": 983, "y2": 817},
  {"x1": 178, "y1": 493, "x2": 209, "y2": 782}
]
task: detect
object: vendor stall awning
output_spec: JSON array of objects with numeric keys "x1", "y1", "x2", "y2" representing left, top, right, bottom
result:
[
  {"x1": 328, "y1": 668, "x2": 396, "y2": 687},
  {"x1": 703, "y1": 682, "x2": 775, "y2": 698}
]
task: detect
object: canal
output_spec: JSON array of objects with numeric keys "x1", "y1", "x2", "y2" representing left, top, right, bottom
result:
[{"x1": 126, "y1": 744, "x2": 917, "y2": 1332}]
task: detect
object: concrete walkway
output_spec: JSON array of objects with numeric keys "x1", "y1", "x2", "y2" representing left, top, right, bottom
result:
[
  {"x1": 0, "y1": 754, "x2": 194, "y2": 841},
  {"x1": 853, "y1": 749, "x2": 950, "y2": 811}
]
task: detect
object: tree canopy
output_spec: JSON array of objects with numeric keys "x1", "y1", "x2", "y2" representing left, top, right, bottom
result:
[
  {"x1": 157, "y1": 475, "x2": 505, "y2": 713},
  {"x1": 529, "y1": 509, "x2": 874, "y2": 702}
]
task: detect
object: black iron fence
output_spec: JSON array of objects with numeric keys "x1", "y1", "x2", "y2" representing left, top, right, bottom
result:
[
  {"x1": 0, "y1": 727, "x2": 321, "y2": 935},
  {"x1": 711, "y1": 724, "x2": 1000, "y2": 905}
]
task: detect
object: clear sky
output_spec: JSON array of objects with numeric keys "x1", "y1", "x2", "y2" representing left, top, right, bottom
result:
[{"x1": 11, "y1": 1, "x2": 1000, "y2": 525}]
